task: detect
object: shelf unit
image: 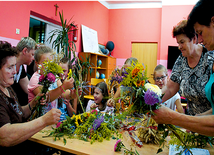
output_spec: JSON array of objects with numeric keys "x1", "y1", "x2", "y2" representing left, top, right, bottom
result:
[
  {"x1": 79, "y1": 52, "x2": 116, "y2": 96},
  {"x1": 79, "y1": 52, "x2": 116, "y2": 82}
]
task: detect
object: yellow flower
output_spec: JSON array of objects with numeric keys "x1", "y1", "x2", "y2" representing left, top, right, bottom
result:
[
  {"x1": 42, "y1": 59, "x2": 64, "y2": 76},
  {"x1": 67, "y1": 69, "x2": 73, "y2": 79},
  {"x1": 144, "y1": 83, "x2": 162, "y2": 96},
  {"x1": 71, "y1": 114, "x2": 76, "y2": 119}
]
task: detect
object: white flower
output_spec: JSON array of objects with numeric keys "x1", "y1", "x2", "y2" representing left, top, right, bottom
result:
[{"x1": 144, "y1": 83, "x2": 162, "y2": 96}]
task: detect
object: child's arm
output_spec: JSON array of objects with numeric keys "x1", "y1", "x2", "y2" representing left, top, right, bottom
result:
[
  {"x1": 175, "y1": 99, "x2": 184, "y2": 113},
  {"x1": 66, "y1": 98, "x2": 77, "y2": 116},
  {"x1": 107, "y1": 86, "x2": 121, "y2": 107}
]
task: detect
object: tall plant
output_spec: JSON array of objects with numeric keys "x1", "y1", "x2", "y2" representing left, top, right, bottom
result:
[
  {"x1": 47, "y1": 11, "x2": 84, "y2": 112},
  {"x1": 47, "y1": 11, "x2": 75, "y2": 59}
]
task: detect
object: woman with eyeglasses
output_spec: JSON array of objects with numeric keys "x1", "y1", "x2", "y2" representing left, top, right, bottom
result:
[
  {"x1": 161, "y1": 19, "x2": 211, "y2": 116},
  {"x1": 153, "y1": 64, "x2": 184, "y2": 113}
]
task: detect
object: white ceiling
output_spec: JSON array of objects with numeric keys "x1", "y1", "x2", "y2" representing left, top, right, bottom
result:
[{"x1": 99, "y1": 0, "x2": 199, "y2": 9}]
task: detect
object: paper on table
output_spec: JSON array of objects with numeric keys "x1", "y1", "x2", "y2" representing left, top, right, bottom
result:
[{"x1": 169, "y1": 145, "x2": 210, "y2": 155}]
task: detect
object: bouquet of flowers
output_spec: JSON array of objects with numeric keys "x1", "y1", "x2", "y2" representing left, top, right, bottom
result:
[
  {"x1": 108, "y1": 62, "x2": 200, "y2": 154},
  {"x1": 31, "y1": 53, "x2": 64, "y2": 119},
  {"x1": 109, "y1": 61, "x2": 162, "y2": 114},
  {"x1": 44, "y1": 110, "x2": 122, "y2": 145}
]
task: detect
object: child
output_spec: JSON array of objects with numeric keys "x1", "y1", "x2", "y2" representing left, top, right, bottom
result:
[
  {"x1": 107, "y1": 57, "x2": 139, "y2": 107},
  {"x1": 86, "y1": 82, "x2": 113, "y2": 112},
  {"x1": 28, "y1": 45, "x2": 76, "y2": 116},
  {"x1": 153, "y1": 64, "x2": 184, "y2": 113},
  {"x1": 59, "y1": 57, "x2": 77, "y2": 120}
]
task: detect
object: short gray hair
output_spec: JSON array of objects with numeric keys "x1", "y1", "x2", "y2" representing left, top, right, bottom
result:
[{"x1": 16, "y1": 37, "x2": 36, "y2": 52}]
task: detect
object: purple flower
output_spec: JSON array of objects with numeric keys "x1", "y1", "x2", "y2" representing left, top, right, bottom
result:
[
  {"x1": 47, "y1": 73, "x2": 55, "y2": 83},
  {"x1": 121, "y1": 69, "x2": 128, "y2": 77},
  {"x1": 93, "y1": 115, "x2": 104, "y2": 130},
  {"x1": 114, "y1": 139, "x2": 122, "y2": 152},
  {"x1": 39, "y1": 74, "x2": 45, "y2": 82},
  {"x1": 144, "y1": 89, "x2": 162, "y2": 106}
]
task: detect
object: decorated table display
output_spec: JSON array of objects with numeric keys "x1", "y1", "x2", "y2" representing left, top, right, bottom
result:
[{"x1": 42, "y1": 61, "x2": 214, "y2": 155}]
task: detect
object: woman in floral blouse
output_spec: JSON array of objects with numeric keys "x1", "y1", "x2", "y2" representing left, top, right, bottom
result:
[{"x1": 162, "y1": 19, "x2": 213, "y2": 115}]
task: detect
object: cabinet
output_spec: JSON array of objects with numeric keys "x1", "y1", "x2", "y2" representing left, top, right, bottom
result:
[{"x1": 79, "y1": 52, "x2": 116, "y2": 82}]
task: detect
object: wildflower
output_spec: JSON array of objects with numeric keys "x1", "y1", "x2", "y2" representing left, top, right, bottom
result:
[
  {"x1": 134, "y1": 80, "x2": 142, "y2": 87},
  {"x1": 74, "y1": 114, "x2": 83, "y2": 127},
  {"x1": 56, "y1": 122, "x2": 62, "y2": 128},
  {"x1": 144, "y1": 83, "x2": 162, "y2": 96},
  {"x1": 47, "y1": 73, "x2": 56, "y2": 83},
  {"x1": 114, "y1": 139, "x2": 123, "y2": 152},
  {"x1": 39, "y1": 74, "x2": 45, "y2": 82},
  {"x1": 141, "y1": 80, "x2": 145, "y2": 87},
  {"x1": 71, "y1": 114, "x2": 76, "y2": 119},
  {"x1": 121, "y1": 69, "x2": 128, "y2": 77},
  {"x1": 93, "y1": 115, "x2": 104, "y2": 130},
  {"x1": 91, "y1": 109, "x2": 98, "y2": 115},
  {"x1": 132, "y1": 67, "x2": 140, "y2": 78},
  {"x1": 67, "y1": 69, "x2": 72, "y2": 79},
  {"x1": 144, "y1": 89, "x2": 162, "y2": 106}
]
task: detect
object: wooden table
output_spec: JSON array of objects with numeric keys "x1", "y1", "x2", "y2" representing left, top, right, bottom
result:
[
  {"x1": 29, "y1": 126, "x2": 169, "y2": 155},
  {"x1": 29, "y1": 126, "x2": 214, "y2": 155}
]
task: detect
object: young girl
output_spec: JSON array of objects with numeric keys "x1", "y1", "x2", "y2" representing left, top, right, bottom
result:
[
  {"x1": 59, "y1": 57, "x2": 77, "y2": 120},
  {"x1": 86, "y1": 82, "x2": 113, "y2": 112},
  {"x1": 153, "y1": 64, "x2": 184, "y2": 113},
  {"x1": 28, "y1": 45, "x2": 76, "y2": 116},
  {"x1": 107, "y1": 57, "x2": 139, "y2": 107}
]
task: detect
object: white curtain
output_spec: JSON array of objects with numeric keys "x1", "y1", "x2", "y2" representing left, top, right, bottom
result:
[{"x1": 45, "y1": 23, "x2": 62, "y2": 51}]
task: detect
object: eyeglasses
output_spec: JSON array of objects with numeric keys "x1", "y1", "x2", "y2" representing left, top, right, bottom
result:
[{"x1": 154, "y1": 76, "x2": 167, "y2": 82}]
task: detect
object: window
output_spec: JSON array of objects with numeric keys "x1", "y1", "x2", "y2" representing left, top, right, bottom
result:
[{"x1": 29, "y1": 17, "x2": 46, "y2": 44}]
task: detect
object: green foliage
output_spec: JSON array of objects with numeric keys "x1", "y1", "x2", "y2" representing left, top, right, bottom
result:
[
  {"x1": 47, "y1": 11, "x2": 76, "y2": 59},
  {"x1": 169, "y1": 130, "x2": 214, "y2": 150},
  {"x1": 79, "y1": 55, "x2": 92, "y2": 81},
  {"x1": 44, "y1": 111, "x2": 122, "y2": 145}
]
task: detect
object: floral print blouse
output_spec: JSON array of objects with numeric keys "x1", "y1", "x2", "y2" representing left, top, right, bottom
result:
[{"x1": 170, "y1": 47, "x2": 214, "y2": 115}]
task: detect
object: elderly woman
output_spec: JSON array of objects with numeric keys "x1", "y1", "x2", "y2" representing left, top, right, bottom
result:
[
  {"x1": 153, "y1": 0, "x2": 214, "y2": 137},
  {"x1": 161, "y1": 19, "x2": 212, "y2": 115},
  {"x1": 0, "y1": 41, "x2": 61, "y2": 154}
]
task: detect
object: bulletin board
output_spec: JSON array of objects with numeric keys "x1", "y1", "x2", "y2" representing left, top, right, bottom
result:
[{"x1": 81, "y1": 25, "x2": 99, "y2": 53}]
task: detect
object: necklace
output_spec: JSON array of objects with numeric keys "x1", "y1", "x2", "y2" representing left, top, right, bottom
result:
[{"x1": 0, "y1": 87, "x2": 23, "y2": 115}]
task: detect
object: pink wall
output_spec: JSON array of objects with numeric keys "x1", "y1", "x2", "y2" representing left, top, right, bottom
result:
[
  {"x1": 159, "y1": 5, "x2": 194, "y2": 60},
  {"x1": 0, "y1": 1, "x2": 109, "y2": 52},
  {"x1": 108, "y1": 8, "x2": 162, "y2": 58},
  {"x1": 0, "y1": 1, "x2": 195, "y2": 64}
]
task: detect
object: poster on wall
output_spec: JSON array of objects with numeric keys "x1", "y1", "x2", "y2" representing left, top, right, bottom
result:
[{"x1": 81, "y1": 25, "x2": 99, "y2": 53}]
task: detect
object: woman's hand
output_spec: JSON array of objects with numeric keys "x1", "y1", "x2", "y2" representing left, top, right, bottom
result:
[
  {"x1": 42, "y1": 109, "x2": 61, "y2": 126},
  {"x1": 30, "y1": 93, "x2": 47, "y2": 108},
  {"x1": 152, "y1": 105, "x2": 174, "y2": 124}
]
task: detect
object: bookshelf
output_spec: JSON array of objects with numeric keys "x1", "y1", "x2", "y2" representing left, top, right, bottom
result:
[
  {"x1": 79, "y1": 52, "x2": 116, "y2": 81},
  {"x1": 79, "y1": 52, "x2": 116, "y2": 97}
]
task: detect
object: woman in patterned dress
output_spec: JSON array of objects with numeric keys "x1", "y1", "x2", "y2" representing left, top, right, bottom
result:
[
  {"x1": 162, "y1": 19, "x2": 213, "y2": 115},
  {"x1": 153, "y1": 0, "x2": 214, "y2": 137}
]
